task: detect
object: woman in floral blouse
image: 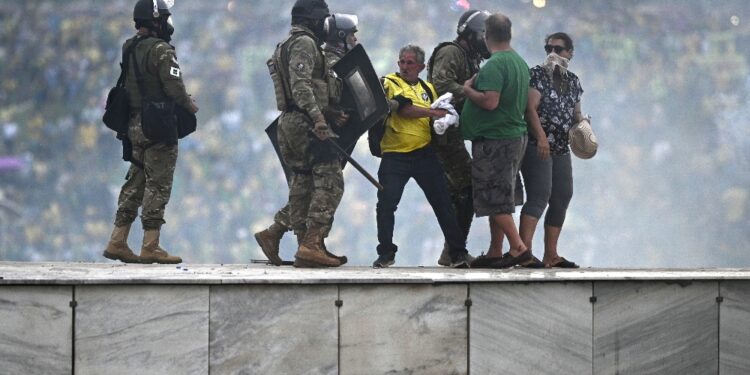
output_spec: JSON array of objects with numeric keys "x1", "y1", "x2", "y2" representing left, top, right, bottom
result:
[{"x1": 520, "y1": 32, "x2": 586, "y2": 268}]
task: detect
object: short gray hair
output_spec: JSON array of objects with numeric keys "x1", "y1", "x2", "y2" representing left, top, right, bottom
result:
[{"x1": 399, "y1": 44, "x2": 425, "y2": 64}]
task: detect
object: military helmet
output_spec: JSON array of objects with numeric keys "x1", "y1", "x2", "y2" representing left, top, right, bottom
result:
[
  {"x1": 134, "y1": 0, "x2": 170, "y2": 21},
  {"x1": 457, "y1": 9, "x2": 490, "y2": 35},
  {"x1": 291, "y1": 0, "x2": 330, "y2": 21},
  {"x1": 324, "y1": 13, "x2": 358, "y2": 43}
]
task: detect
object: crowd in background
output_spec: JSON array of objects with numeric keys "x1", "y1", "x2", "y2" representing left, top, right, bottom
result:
[{"x1": 0, "y1": 0, "x2": 748, "y2": 266}]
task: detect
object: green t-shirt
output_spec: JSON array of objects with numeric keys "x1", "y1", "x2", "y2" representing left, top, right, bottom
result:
[{"x1": 461, "y1": 50, "x2": 530, "y2": 140}]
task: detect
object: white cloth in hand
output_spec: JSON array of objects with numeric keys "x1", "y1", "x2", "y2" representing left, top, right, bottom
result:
[{"x1": 430, "y1": 92, "x2": 459, "y2": 135}]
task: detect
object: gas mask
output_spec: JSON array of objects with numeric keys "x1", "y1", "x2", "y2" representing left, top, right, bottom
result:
[
  {"x1": 157, "y1": 15, "x2": 174, "y2": 43},
  {"x1": 305, "y1": 18, "x2": 325, "y2": 42}
]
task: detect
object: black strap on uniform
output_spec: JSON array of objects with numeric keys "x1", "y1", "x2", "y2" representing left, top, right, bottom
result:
[
  {"x1": 125, "y1": 37, "x2": 164, "y2": 169},
  {"x1": 119, "y1": 38, "x2": 147, "y2": 169},
  {"x1": 121, "y1": 37, "x2": 145, "y2": 91},
  {"x1": 428, "y1": 40, "x2": 479, "y2": 78},
  {"x1": 130, "y1": 38, "x2": 150, "y2": 99}
]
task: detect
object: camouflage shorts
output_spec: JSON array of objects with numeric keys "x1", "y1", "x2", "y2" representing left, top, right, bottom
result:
[{"x1": 470, "y1": 135, "x2": 527, "y2": 217}]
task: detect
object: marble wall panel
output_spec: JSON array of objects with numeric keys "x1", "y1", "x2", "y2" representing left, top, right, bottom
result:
[
  {"x1": 75, "y1": 285, "x2": 209, "y2": 375},
  {"x1": 339, "y1": 284, "x2": 467, "y2": 375},
  {"x1": 0, "y1": 286, "x2": 72, "y2": 374},
  {"x1": 210, "y1": 285, "x2": 338, "y2": 375},
  {"x1": 470, "y1": 282, "x2": 592, "y2": 375},
  {"x1": 593, "y1": 281, "x2": 718, "y2": 375},
  {"x1": 720, "y1": 280, "x2": 750, "y2": 375}
]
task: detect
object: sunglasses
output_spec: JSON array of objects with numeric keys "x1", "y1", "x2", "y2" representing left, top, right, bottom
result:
[{"x1": 544, "y1": 45, "x2": 569, "y2": 54}]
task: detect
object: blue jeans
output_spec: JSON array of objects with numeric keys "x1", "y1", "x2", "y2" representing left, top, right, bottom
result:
[{"x1": 376, "y1": 146, "x2": 467, "y2": 258}]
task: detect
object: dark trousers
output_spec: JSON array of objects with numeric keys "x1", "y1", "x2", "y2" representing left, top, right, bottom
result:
[{"x1": 376, "y1": 146, "x2": 467, "y2": 257}]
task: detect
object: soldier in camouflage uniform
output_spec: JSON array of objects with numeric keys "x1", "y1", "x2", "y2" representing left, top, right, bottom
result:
[
  {"x1": 254, "y1": 10, "x2": 357, "y2": 267},
  {"x1": 322, "y1": 13, "x2": 358, "y2": 66},
  {"x1": 319, "y1": 13, "x2": 358, "y2": 247},
  {"x1": 257, "y1": 0, "x2": 345, "y2": 268},
  {"x1": 103, "y1": 0, "x2": 198, "y2": 264},
  {"x1": 427, "y1": 9, "x2": 490, "y2": 266}
]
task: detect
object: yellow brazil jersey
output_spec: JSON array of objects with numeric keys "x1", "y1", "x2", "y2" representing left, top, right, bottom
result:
[{"x1": 380, "y1": 73, "x2": 437, "y2": 154}]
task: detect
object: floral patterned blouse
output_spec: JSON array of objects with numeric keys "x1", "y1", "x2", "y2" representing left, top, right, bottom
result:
[{"x1": 528, "y1": 65, "x2": 583, "y2": 155}]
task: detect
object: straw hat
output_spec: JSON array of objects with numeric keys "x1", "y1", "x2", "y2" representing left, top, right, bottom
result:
[{"x1": 569, "y1": 118, "x2": 597, "y2": 159}]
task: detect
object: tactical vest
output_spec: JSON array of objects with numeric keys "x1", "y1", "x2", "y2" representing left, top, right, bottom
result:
[
  {"x1": 428, "y1": 41, "x2": 481, "y2": 82},
  {"x1": 427, "y1": 41, "x2": 481, "y2": 114},
  {"x1": 267, "y1": 30, "x2": 339, "y2": 112},
  {"x1": 323, "y1": 48, "x2": 345, "y2": 106},
  {"x1": 124, "y1": 36, "x2": 169, "y2": 110}
]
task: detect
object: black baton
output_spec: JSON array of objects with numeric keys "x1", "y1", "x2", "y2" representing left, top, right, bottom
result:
[{"x1": 326, "y1": 138, "x2": 384, "y2": 191}]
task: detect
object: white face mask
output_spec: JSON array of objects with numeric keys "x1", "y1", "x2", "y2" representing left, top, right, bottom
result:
[{"x1": 542, "y1": 52, "x2": 570, "y2": 78}]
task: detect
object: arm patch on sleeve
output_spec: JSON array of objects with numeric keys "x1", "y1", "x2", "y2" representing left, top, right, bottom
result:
[{"x1": 170, "y1": 67, "x2": 181, "y2": 78}]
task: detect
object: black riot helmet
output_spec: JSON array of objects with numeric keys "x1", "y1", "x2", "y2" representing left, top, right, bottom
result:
[
  {"x1": 456, "y1": 9, "x2": 491, "y2": 58},
  {"x1": 134, "y1": 0, "x2": 170, "y2": 21},
  {"x1": 133, "y1": 0, "x2": 174, "y2": 42},
  {"x1": 291, "y1": 0, "x2": 330, "y2": 21},
  {"x1": 324, "y1": 14, "x2": 358, "y2": 44}
]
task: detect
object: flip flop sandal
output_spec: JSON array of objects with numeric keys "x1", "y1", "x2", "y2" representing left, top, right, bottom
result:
[{"x1": 518, "y1": 255, "x2": 545, "y2": 269}]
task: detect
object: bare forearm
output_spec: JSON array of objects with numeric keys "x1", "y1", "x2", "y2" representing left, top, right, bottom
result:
[
  {"x1": 573, "y1": 102, "x2": 585, "y2": 123},
  {"x1": 526, "y1": 109, "x2": 546, "y2": 143},
  {"x1": 397, "y1": 102, "x2": 441, "y2": 119},
  {"x1": 465, "y1": 85, "x2": 499, "y2": 110}
]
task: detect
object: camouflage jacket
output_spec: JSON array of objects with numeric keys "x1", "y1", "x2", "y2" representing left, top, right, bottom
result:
[
  {"x1": 284, "y1": 25, "x2": 329, "y2": 120},
  {"x1": 427, "y1": 41, "x2": 481, "y2": 113},
  {"x1": 323, "y1": 45, "x2": 346, "y2": 68},
  {"x1": 323, "y1": 45, "x2": 346, "y2": 106},
  {"x1": 123, "y1": 35, "x2": 192, "y2": 111}
]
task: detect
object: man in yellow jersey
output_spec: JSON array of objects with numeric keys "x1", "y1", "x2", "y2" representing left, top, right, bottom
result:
[{"x1": 372, "y1": 44, "x2": 470, "y2": 268}]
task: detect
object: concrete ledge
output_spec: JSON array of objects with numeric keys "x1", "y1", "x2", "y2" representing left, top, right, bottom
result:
[
  {"x1": 2, "y1": 263, "x2": 749, "y2": 374},
  {"x1": 2, "y1": 262, "x2": 750, "y2": 285}
]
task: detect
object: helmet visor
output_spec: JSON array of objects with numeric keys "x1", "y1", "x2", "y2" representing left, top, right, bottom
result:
[{"x1": 334, "y1": 13, "x2": 358, "y2": 33}]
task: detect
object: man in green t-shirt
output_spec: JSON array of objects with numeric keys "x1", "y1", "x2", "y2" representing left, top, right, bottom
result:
[{"x1": 461, "y1": 13, "x2": 547, "y2": 268}]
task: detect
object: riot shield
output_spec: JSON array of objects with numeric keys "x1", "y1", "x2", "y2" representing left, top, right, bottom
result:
[
  {"x1": 331, "y1": 44, "x2": 389, "y2": 150},
  {"x1": 265, "y1": 44, "x2": 388, "y2": 182},
  {"x1": 264, "y1": 116, "x2": 292, "y2": 181}
]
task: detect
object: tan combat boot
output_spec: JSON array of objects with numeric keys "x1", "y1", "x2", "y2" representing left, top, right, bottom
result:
[
  {"x1": 139, "y1": 229, "x2": 182, "y2": 264},
  {"x1": 321, "y1": 238, "x2": 347, "y2": 265},
  {"x1": 293, "y1": 227, "x2": 341, "y2": 268},
  {"x1": 103, "y1": 224, "x2": 140, "y2": 263},
  {"x1": 254, "y1": 222, "x2": 286, "y2": 266}
]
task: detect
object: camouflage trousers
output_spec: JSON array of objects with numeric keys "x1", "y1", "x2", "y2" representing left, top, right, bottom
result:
[
  {"x1": 432, "y1": 125, "x2": 473, "y2": 238},
  {"x1": 114, "y1": 113, "x2": 178, "y2": 230},
  {"x1": 275, "y1": 111, "x2": 343, "y2": 234},
  {"x1": 273, "y1": 203, "x2": 335, "y2": 237}
]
